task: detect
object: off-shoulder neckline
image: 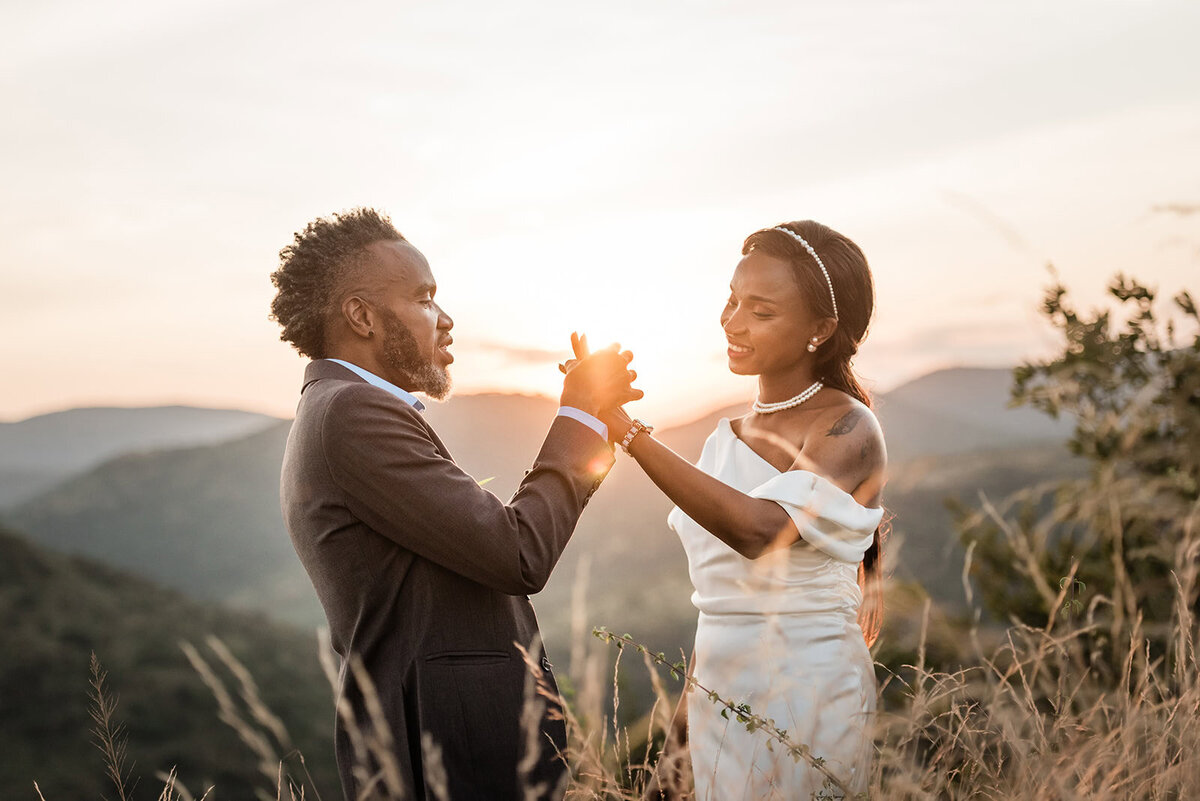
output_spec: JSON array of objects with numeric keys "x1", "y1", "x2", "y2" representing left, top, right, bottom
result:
[{"x1": 718, "y1": 417, "x2": 883, "y2": 513}]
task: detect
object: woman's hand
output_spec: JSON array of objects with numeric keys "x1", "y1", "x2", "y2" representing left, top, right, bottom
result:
[
  {"x1": 599, "y1": 405, "x2": 634, "y2": 446},
  {"x1": 559, "y1": 332, "x2": 641, "y2": 415},
  {"x1": 561, "y1": 334, "x2": 640, "y2": 445},
  {"x1": 559, "y1": 332, "x2": 640, "y2": 435}
]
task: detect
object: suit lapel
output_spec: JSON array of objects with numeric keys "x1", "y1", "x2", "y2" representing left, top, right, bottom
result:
[{"x1": 302, "y1": 359, "x2": 455, "y2": 461}]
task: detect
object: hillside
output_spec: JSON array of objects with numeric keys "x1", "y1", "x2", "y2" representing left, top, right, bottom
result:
[
  {"x1": 0, "y1": 525, "x2": 338, "y2": 799},
  {"x1": 5, "y1": 421, "x2": 320, "y2": 622},
  {"x1": 0, "y1": 406, "x2": 280, "y2": 506},
  {"x1": 874, "y1": 367, "x2": 1072, "y2": 462},
  {"x1": 2, "y1": 367, "x2": 1082, "y2": 675}
]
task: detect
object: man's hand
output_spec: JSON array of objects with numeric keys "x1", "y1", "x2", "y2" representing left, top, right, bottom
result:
[{"x1": 559, "y1": 332, "x2": 643, "y2": 417}]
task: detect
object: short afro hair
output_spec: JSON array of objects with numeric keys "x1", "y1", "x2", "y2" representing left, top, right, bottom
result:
[{"x1": 269, "y1": 207, "x2": 405, "y2": 359}]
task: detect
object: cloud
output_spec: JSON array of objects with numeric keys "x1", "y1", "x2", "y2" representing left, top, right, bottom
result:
[
  {"x1": 1152, "y1": 203, "x2": 1200, "y2": 217},
  {"x1": 474, "y1": 340, "x2": 564, "y2": 366},
  {"x1": 940, "y1": 191, "x2": 1037, "y2": 257}
]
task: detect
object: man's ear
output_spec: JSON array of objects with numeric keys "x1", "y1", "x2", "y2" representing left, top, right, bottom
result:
[{"x1": 341, "y1": 296, "x2": 376, "y2": 340}]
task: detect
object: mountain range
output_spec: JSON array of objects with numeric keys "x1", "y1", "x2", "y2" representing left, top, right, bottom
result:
[
  {"x1": 2, "y1": 366, "x2": 1078, "y2": 671},
  {"x1": 0, "y1": 524, "x2": 339, "y2": 798},
  {"x1": 0, "y1": 406, "x2": 279, "y2": 506}
]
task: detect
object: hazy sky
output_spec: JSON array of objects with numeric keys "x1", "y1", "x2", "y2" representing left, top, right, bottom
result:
[{"x1": 2, "y1": 0, "x2": 1197, "y2": 424}]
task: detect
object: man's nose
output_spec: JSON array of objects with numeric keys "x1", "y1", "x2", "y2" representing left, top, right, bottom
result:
[{"x1": 438, "y1": 307, "x2": 454, "y2": 330}]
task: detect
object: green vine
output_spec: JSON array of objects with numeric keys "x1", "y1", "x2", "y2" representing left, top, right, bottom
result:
[{"x1": 592, "y1": 626, "x2": 864, "y2": 799}]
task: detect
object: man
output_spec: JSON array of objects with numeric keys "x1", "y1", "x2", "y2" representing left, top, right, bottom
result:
[{"x1": 270, "y1": 208, "x2": 639, "y2": 800}]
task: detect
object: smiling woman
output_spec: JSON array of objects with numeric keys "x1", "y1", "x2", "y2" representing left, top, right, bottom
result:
[{"x1": 589, "y1": 219, "x2": 889, "y2": 799}]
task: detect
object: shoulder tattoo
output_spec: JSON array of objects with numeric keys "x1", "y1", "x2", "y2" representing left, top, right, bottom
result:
[{"x1": 825, "y1": 409, "x2": 864, "y2": 437}]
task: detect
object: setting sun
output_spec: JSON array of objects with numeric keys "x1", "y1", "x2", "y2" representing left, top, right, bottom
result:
[
  {"x1": 0, "y1": 0, "x2": 1196, "y2": 428},
  {"x1": 2, "y1": 2, "x2": 1198, "y2": 798}
]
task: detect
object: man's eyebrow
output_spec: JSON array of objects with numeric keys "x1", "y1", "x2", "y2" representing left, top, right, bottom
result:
[{"x1": 414, "y1": 282, "x2": 437, "y2": 297}]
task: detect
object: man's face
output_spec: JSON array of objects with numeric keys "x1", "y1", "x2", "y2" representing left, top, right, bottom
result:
[{"x1": 365, "y1": 241, "x2": 455, "y2": 399}]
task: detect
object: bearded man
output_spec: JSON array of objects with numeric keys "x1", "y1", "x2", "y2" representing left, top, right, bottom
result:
[{"x1": 270, "y1": 208, "x2": 639, "y2": 800}]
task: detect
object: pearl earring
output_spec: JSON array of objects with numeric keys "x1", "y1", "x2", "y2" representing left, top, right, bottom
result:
[{"x1": 807, "y1": 337, "x2": 819, "y2": 353}]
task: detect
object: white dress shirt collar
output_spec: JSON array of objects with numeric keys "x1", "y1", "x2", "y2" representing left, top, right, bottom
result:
[
  {"x1": 326, "y1": 359, "x2": 426, "y2": 412},
  {"x1": 324, "y1": 358, "x2": 611, "y2": 441}
]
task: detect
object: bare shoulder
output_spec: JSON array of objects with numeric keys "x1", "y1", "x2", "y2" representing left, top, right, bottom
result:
[
  {"x1": 813, "y1": 396, "x2": 887, "y2": 468},
  {"x1": 793, "y1": 394, "x2": 888, "y2": 501}
]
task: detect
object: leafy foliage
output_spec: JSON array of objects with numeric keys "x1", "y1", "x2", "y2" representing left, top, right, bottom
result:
[
  {"x1": 0, "y1": 526, "x2": 339, "y2": 799},
  {"x1": 959, "y1": 273, "x2": 1200, "y2": 669}
]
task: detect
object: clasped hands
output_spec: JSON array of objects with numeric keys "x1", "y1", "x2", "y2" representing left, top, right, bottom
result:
[{"x1": 558, "y1": 332, "x2": 640, "y2": 445}]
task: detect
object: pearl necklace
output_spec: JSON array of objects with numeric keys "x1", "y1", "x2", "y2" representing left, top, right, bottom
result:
[{"x1": 752, "y1": 381, "x2": 824, "y2": 414}]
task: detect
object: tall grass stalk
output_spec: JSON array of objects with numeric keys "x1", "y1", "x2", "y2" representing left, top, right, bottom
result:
[
  {"x1": 56, "y1": 490, "x2": 1199, "y2": 800},
  {"x1": 88, "y1": 651, "x2": 134, "y2": 801}
]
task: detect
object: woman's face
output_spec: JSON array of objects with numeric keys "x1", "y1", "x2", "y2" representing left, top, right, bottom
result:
[{"x1": 720, "y1": 249, "x2": 825, "y2": 376}]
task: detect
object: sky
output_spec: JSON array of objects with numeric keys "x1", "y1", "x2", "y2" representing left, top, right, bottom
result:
[{"x1": 1, "y1": 0, "x2": 1198, "y2": 425}]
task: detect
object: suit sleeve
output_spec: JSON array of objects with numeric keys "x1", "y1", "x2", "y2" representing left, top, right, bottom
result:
[{"x1": 321, "y1": 383, "x2": 615, "y2": 595}]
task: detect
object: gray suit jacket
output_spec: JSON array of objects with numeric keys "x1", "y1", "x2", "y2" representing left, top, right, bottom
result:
[{"x1": 280, "y1": 360, "x2": 614, "y2": 800}]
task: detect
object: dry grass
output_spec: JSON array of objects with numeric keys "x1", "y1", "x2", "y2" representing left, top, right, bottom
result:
[
  {"x1": 865, "y1": 492, "x2": 1200, "y2": 800},
  {"x1": 88, "y1": 651, "x2": 134, "y2": 801},
  {"x1": 41, "y1": 495, "x2": 1200, "y2": 800}
]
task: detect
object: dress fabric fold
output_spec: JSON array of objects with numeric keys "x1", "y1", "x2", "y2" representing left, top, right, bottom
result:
[{"x1": 668, "y1": 418, "x2": 881, "y2": 799}]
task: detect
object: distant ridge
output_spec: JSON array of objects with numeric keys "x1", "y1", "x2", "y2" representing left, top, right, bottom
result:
[
  {"x1": 626, "y1": 366, "x2": 1072, "y2": 463},
  {"x1": 0, "y1": 405, "x2": 282, "y2": 506},
  {"x1": 2, "y1": 365, "x2": 1080, "y2": 665},
  {"x1": 5, "y1": 420, "x2": 311, "y2": 619},
  {"x1": 0, "y1": 404, "x2": 284, "y2": 470},
  {"x1": 875, "y1": 367, "x2": 1071, "y2": 462},
  {"x1": 0, "y1": 364, "x2": 1088, "y2": 754}
]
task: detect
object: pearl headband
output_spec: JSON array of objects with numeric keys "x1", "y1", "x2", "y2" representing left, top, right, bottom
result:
[{"x1": 769, "y1": 226, "x2": 838, "y2": 320}]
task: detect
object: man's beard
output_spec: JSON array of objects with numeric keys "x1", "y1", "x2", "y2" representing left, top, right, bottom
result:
[{"x1": 379, "y1": 308, "x2": 452, "y2": 400}]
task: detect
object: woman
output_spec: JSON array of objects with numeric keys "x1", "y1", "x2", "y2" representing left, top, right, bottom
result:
[{"x1": 594, "y1": 220, "x2": 887, "y2": 799}]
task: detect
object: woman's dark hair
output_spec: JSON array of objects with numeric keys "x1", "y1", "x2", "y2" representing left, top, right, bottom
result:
[
  {"x1": 742, "y1": 220, "x2": 890, "y2": 648},
  {"x1": 269, "y1": 207, "x2": 405, "y2": 359}
]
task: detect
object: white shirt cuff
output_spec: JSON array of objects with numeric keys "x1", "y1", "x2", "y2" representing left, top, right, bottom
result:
[{"x1": 557, "y1": 406, "x2": 608, "y2": 441}]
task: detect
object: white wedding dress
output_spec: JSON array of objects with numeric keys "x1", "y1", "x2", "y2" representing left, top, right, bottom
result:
[{"x1": 668, "y1": 418, "x2": 884, "y2": 800}]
